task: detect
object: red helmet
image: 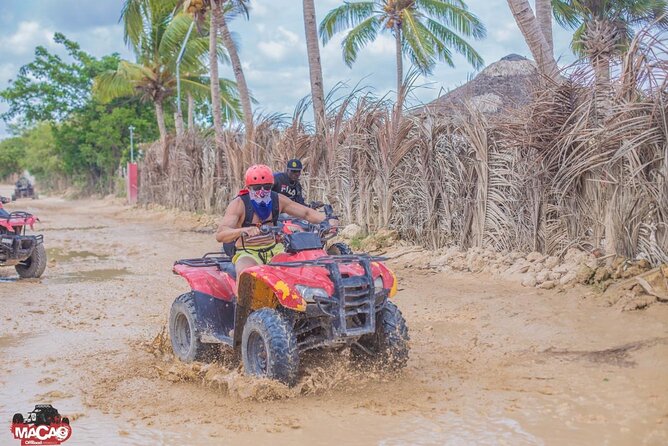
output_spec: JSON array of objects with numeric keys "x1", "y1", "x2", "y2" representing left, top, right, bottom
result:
[{"x1": 244, "y1": 164, "x2": 274, "y2": 186}]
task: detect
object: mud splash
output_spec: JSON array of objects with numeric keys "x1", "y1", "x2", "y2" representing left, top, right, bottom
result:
[{"x1": 146, "y1": 326, "x2": 390, "y2": 401}]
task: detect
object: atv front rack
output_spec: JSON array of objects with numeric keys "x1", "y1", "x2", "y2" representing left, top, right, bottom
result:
[
  {"x1": 174, "y1": 252, "x2": 232, "y2": 268},
  {"x1": 273, "y1": 254, "x2": 388, "y2": 338}
]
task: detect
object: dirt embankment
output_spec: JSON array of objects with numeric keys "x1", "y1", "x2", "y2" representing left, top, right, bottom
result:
[{"x1": 0, "y1": 193, "x2": 667, "y2": 445}]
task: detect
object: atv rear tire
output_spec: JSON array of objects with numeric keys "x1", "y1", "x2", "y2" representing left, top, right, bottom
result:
[
  {"x1": 169, "y1": 292, "x2": 218, "y2": 362},
  {"x1": 12, "y1": 413, "x2": 24, "y2": 424},
  {"x1": 351, "y1": 301, "x2": 409, "y2": 370},
  {"x1": 15, "y1": 243, "x2": 47, "y2": 279},
  {"x1": 242, "y1": 308, "x2": 299, "y2": 386},
  {"x1": 327, "y1": 242, "x2": 353, "y2": 255}
]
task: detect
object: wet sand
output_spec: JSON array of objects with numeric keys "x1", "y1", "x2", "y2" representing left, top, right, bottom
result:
[{"x1": 1, "y1": 191, "x2": 667, "y2": 445}]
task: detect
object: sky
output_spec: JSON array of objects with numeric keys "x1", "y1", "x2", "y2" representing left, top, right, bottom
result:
[{"x1": 0, "y1": 0, "x2": 576, "y2": 139}]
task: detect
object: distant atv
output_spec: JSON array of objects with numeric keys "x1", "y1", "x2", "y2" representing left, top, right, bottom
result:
[
  {"x1": 0, "y1": 196, "x2": 47, "y2": 278},
  {"x1": 170, "y1": 208, "x2": 409, "y2": 386},
  {"x1": 12, "y1": 404, "x2": 69, "y2": 425},
  {"x1": 12, "y1": 178, "x2": 38, "y2": 200}
]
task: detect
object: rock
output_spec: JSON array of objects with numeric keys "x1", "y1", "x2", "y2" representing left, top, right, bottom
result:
[
  {"x1": 576, "y1": 265, "x2": 595, "y2": 284},
  {"x1": 593, "y1": 267, "x2": 611, "y2": 283},
  {"x1": 522, "y1": 274, "x2": 537, "y2": 287},
  {"x1": 536, "y1": 271, "x2": 549, "y2": 283},
  {"x1": 539, "y1": 280, "x2": 557, "y2": 290},
  {"x1": 526, "y1": 251, "x2": 543, "y2": 262},
  {"x1": 340, "y1": 224, "x2": 363, "y2": 239},
  {"x1": 531, "y1": 262, "x2": 545, "y2": 272},
  {"x1": 560, "y1": 271, "x2": 577, "y2": 285},
  {"x1": 544, "y1": 256, "x2": 560, "y2": 269},
  {"x1": 564, "y1": 248, "x2": 586, "y2": 263},
  {"x1": 585, "y1": 257, "x2": 599, "y2": 270},
  {"x1": 553, "y1": 263, "x2": 569, "y2": 274},
  {"x1": 549, "y1": 271, "x2": 562, "y2": 281},
  {"x1": 621, "y1": 265, "x2": 645, "y2": 279},
  {"x1": 468, "y1": 256, "x2": 486, "y2": 272}
]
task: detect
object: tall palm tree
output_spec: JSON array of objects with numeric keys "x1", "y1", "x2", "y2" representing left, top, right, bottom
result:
[
  {"x1": 552, "y1": 0, "x2": 667, "y2": 91},
  {"x1": 507, "y1": 0, "x2": 559, "y2": 79},
  {"x1": 303, "y1": 0, "x2": 327, "y2": 142},
  {"x1": 182, "y1": 0, "x2": 254, "y2": 144},
  {"x1": 99, "y1": 0, "x2": 241, "y2": 171},
  {"x1": 319, "y1": 0, "x2": 486, "y2": 112},
  {"x1": 536, "y1": 0, "x2": 553, "y2": 53}
]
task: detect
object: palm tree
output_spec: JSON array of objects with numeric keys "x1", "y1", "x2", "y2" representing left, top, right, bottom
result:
[
  {"x1": 319, "y1": 0, "x2": 486, "y2": 112},
  {"x1": 552, "y1": 0, "x2": 668, "y2": 92},
  {"x1": 99, "y1": 0, "x2": 241, "y2": 171},
  {"x1": 507, "y1": 0, "x2": 559, "y2": 79},
  {"x1": 182, "y1": 0, "x2": 254, "y2": 144},
  {"x1": 303, "y1": 0, "x2": 327, "y2": 142},
  {"x1": 536, "y1": 0, "x2": 553, "y2": 53}
]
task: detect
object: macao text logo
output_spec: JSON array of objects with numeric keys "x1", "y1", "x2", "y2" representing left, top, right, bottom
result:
[{"x1": 10, "y1": 405, "x2": 72, "y2": 445}]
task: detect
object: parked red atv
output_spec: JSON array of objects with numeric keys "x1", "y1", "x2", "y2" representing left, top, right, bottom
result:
[
  {"x1": 0, "y1": 196, "x2": 47, "y2": 278},
  {"x1": 170, "y1": 215, "x2": 409, "y2": 386}
]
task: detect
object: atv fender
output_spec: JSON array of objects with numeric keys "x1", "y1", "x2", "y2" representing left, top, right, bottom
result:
[{"x1": 234, "y1": 269, "x2": 306, "y2": 349}]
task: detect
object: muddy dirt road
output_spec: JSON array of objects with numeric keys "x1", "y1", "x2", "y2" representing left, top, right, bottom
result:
[{"x1": 1, "y1": 192, "x2": 667, "y2": 445}]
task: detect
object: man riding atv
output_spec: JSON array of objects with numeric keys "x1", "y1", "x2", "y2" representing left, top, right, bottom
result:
[
  {"x1": 216, "y1": 164, "x2": 338, "y2": 284},
  {"x1": 272, "y1": 158, "x2": 324, "y2": 210}
]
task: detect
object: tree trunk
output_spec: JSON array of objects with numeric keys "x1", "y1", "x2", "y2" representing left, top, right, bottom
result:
[
  {"x1": 592, "y1": 52, "x2": 612, "y2": 120},
  {"x1": 218, "y1": 9, "x2": 254, "y2": 143},
  {"x1": 187, "y1": 92, "x2": 195, "y2": 131},
  {"x1": 175, "y1": 111, "x2": 184, "y2": 136},
  {"x1": 302, "y1": 0, "x2": 327, "y2": 142},
  {"x1": 507, "y1": 0, "x2": 559, "y2": 80},
  {"x1": 535, "y1": 0, "x2": 553, "y2": 55},
  {"x1": 210, "y1": 1, "x2": 225, "y2": 180},
  {"x1": 155, "y1": 99, "x2": 169, "y2": 172},
  {"x1": 395, "y1": 27, "x2": 404, "y2": 120}
]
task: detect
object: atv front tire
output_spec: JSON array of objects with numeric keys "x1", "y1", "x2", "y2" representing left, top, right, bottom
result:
[
  {"x1": 351, "y1": 301, "x2": 409, "y2": 370},
  {"x1": 15, "y1": 243, "x2": 47, "y2": 278},
  {"x1": 242, "y1": 308, "x2": 299, "y2": 386},
  {"x1": 169, "y1": 292, "x2": 217, "y2": 362}
]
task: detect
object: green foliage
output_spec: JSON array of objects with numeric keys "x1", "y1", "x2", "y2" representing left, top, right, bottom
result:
[
  {"x1": 0, "y1": 137, "x2": 26, "y2": 179},
  {"x1": 0, "y1": 33, "x2": 120, "y2": 127},
  {"x1": 319, "y1": 0, "x2": 486, "y2": 74},
  {"x1": 552, "y1": 0, "x2": 668, "y2": 56},
  {"x1": 0, "y1": 34, "x2": 161, "y2": 191},
  {"x1": 98, "y1": 1, "x2": 241, "y2": 120}
]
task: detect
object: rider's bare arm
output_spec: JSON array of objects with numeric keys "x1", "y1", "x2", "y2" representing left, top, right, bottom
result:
[
  {"x1": 280, "y1": 195, "x2": 337, "y2": 225},
  {"x1": 215, "y1": 198, "x2": 255, "y2": 243}
]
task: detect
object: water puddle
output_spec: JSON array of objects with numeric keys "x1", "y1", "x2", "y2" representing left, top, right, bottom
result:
[
  {"x1": 379, "y1": 412, "x2": 543, "y2": 446},
  {"x1": 43, "y1": 268, "x2": 129, "y2": 284},
  {"x1": 41, "y1": 226, "x2": 107, "y2": 232},
  {"x1": 47, "y1": 248, "x2": 108, "y2": 262}
]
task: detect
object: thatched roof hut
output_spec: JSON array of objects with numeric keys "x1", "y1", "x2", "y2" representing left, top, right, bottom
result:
[{"x1": 423, "y1": 54, "x2": 538, "y2": 116}]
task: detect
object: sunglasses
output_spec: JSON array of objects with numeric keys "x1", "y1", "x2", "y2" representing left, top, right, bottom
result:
[{"x1": 249, "y1": 184, "x2": 272, "y2": 191}]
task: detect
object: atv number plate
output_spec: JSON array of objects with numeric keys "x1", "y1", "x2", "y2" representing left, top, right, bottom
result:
[{"x1": 1, "y1": 237, "x2": 13, "y2": 245}]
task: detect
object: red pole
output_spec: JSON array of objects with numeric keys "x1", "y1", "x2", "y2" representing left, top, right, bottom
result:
[{"x1": 127, "y1": 162, "x2": 138, "y2": 204}]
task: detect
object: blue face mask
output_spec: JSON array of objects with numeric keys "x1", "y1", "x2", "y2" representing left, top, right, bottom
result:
[{"x1": 249, "y1": 189, "x2": 272, "y2": 221}]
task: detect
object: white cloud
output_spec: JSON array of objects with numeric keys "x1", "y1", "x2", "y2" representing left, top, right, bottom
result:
[
  {"x1": 277, "y1": 26, "x2": 299, "y2": 45},
  {"x1": 258, "y1": 40, "x2": 289, "y2": 61},
  {"x1": 0, "y1": 21, "x2": 55, "y2": 55},
  {"x1": 367, "y1": 34, "x2": 395, "y2": 56}
]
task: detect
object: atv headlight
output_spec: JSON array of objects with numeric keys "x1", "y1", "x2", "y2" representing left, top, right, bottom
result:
[
  {"x1": 374, "y1": 276, "x2": 384, "y2": 293},
  {"x1": 296, "y1": 285, "x2": 329, "y2": 303}
]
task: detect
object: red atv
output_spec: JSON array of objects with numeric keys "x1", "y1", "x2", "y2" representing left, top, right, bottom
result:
[
  {"x1": 170, "y1": 214, "x2": 409, "y2": 386},
  {"x1": 0, "y1": 196, "x2": 47, "y2": 278}
]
